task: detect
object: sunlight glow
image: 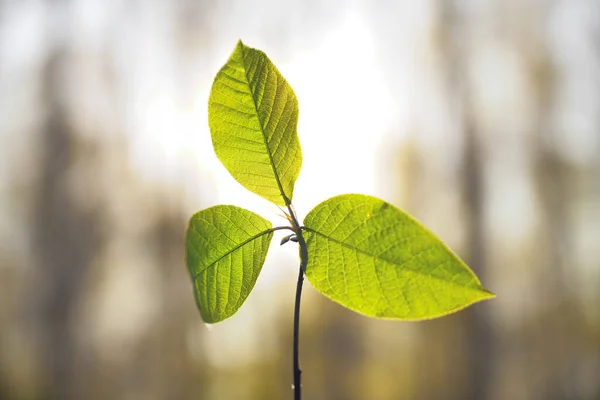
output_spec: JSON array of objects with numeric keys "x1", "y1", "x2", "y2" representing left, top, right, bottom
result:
[
  {"x1": 130, "y1": 10, "x2": 396, "y2": 226},
  {"x1": 201, "y1": 11, "x2": 395, "y2": 222},
  {"x1": 280, "y1": 11, "x2": 396, "y2": 219}
]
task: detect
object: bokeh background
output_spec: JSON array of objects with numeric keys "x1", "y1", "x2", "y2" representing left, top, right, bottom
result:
[{"x1": 1, "y1": 1, "x2": 599, "y2": 399}]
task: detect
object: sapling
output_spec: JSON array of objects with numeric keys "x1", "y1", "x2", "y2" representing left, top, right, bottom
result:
[{"x1": 185, "y1": 40, "x2": 494, "y2": 400}]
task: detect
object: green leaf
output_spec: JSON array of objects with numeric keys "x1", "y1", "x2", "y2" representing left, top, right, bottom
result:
[
  {"x1": 185, "y1": 205, "x2": 274, "y2": 323},
  {"x1": 302, "y1": 194, "x2": 495, "y2": 320},
  {"x1": 208, "y1": 40, "x2": 302, "y2": 206}
]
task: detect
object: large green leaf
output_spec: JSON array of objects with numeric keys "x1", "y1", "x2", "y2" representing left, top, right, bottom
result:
[
  {"x1": 185, "y1": 205, "x2": 274, "y2": 323},
  {"x1": 302, "y1": 194, "x2": 494, "y2": 320},
  {"x1": 208, "y1": 40, "x2": 302, "y2": 206}
]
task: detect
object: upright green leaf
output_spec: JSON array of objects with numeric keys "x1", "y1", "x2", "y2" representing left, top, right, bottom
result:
[
  {"x1": 208, "y1": 40, "x2": 302, "y2": 206},
  {"x1": 185, "y1": 205, "x2": 274, "y2": 323},
  {"x1": 302, "y1": 194, "x2": 494, "y2": 320}
]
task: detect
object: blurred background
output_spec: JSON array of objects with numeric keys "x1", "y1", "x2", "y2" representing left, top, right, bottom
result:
[{"x1": 1, "y1": 0, "x2": 599, "y2": 399}]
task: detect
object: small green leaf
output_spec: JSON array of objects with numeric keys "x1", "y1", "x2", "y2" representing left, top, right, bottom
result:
[
  {"x1": 185, "y1": 205, "x2": 274, "y2": 323},
  {"x1": 302, "y1": 194, "x2": 494, "y2": 320},
  {"x1": 208, "y1": 40, "x2": 302, "y2": 206}
]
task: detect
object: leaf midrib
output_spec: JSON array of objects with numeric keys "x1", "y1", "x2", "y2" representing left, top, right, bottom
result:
[
  {"x1": 302, "y1": 227, "x2": 481, "y2": 290},
  {"x1": 239, "y1": 44, "x2": 290, "y2": 205},
  {"x1": 192, "y1": 228, "x2": 273, "y2": 281},
  {"x1": 192, "y1": 226, "x2": 294, "y2": 281}
]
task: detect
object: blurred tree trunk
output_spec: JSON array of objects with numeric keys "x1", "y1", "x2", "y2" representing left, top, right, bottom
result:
[
  {"x1": 439, "y1": 3, "x2": 494, "y2": 399},
  {"x1": 531, "y1": 51, "x2": 579, "y2": 399},
  {"x1": 460, "y1": 113, "x2": 494, "y2": 400},
  {"x1": 34, "y1": 47, "x2": 102, "y2": 399}
]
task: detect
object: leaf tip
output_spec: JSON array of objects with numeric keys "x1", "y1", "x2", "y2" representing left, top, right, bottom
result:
[
  {"x1": 474, "y1": 287, "x2": 496, "y2": 303},
  {"x1": 232, "y1": 39, "x2": 246, "y2": 58}
]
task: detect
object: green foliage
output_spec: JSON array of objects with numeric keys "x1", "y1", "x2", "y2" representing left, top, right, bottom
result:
[
  {"x1": 186, "y1": 205, "x2": 273, "y2": 322},
  {"x1": 186, "y1": 40, "x2": 494, "y2": 324},
  {"x1": 208, "y1": 40, "x2": 302, "y2": 206},
  {"x1": 303, "y1": 194, "x2": 494, "y2": 320}
]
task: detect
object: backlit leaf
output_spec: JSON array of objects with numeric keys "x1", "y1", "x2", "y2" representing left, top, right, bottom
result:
[
  {"x1": 185, "y1": 205, "x2": 274, "y2": 323},
  {"x1": 208, "y1": 40, "x2": 302, "y2": 206},
  {"x1": 302, "y1": 194, "x2": 494, "y2": 320}
]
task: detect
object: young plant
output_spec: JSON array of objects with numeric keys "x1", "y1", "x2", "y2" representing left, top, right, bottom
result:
[{"x1": 185, "y1": 40, "x2": 494, "y2": 399}]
